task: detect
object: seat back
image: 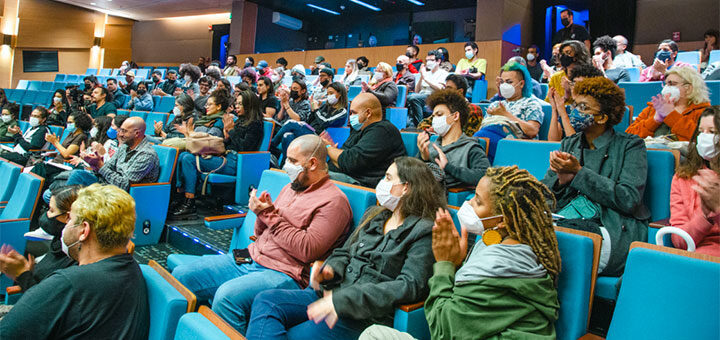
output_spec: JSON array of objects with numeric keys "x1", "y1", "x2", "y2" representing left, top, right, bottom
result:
[
  {"x1": 135, "y1": 69, "x2": 150, "y2": 80},
  {"x1": 644, "y1": 149, "x2": 676, "y2": 221},
  {"x1": 401, "y1": 132, "x2": 419, "y2": 158},
  {"x1": 675, "y1": 51, "x2": 700, "y2": 67},
  {"x1": 152, "y1": 145, "x2": 178, "y2": 183},
  {"x1": 260, "y1": 121, "x2": 274, "y2": 151},
  {"x1": 8, "y1": 89, "x2": 24, "y2": 102},
  {"x1": 39, "y1": 81, "x2": 53, "y2": 91},
  {"x1": 613, "y1": 106, "x2": 632, "y2": 133},
  {"x1": 618, "y1": 82, "x2": 663, "y2": 118},
  {"x1": 470, "y1": 79, "x2": 488, "y2": 103},
  {"x1": 131, "y1": 110, "x2": 148, "y2": 121},
  {"x1": 17, "y1": 120, "x2": 29, "y2": 133},
  {"x1": 607, "y1": 243, "x2": 720, "y2": 339},
  {"x1": 326, "y1": 127, "x2": 351, "y2": 148},
  {"x1": 493, "y1": 139, "x2": 560, "y2": 179},
  {"x1": 347, "y1": 85, "x2": 362, "y2": 101},
  {"x1": 85, "y1": 68, "x2": 98, "y2": 75},
  {"x1": 539, "y1": 83, "x2": 550, "y2": 100},
  {"x1": 53, "y1": 74, "x2": 66, "y2": 82},
  {"x1": 538, "y1": 102, "x2": 552, "y2": 140},
  {"x1": 707, "y1": 80, "x2": 720, "y2": 106},
  {"x1": 98, "y1": 68, "x2": 112, "y2": 76},
  {"x1": 53, "y1": 82, "x2": 68, "y2": 91},
  {"x1": 157, "y1": 96, "x2": 176, "y2": 113},
  {"x1": 623, "y1": 68, "x2": 640, "y2": 82},
  {"x1": 388, "y1": 107, "x2": 408, "y2": 131},
  {"x1": 230, "y1": 170, "x2": 290, "y2": 250},
  {"x1": 0, "y1": 173, "x2": 43, "y2": 220},
  {"x1": 152, "y1": 95, "x2": 162, "y2": 109},
  {"x1": 710, "y1": 50, "x2": 720, "y2": 65},
  {"x1": 22, "y1": 90, "x2": 39, "y2": 104},
  {"x1": 396, "y1": 85, "x2": 408, "y2": 107},
  {"x1": 333, "y1": 181, "x2": 377, "y2": 230},
  {"x1": 141, "y1": 260, "x2": 197, "y2": 340},
  {"x1": 66, "y1": 74, "x2": 80, "y2": 83},
  {"x1": 146, "y1": 113, "x2": 169, "y2": 135},
  {"x1": 554, "y1": 227, "x2": 600, "y2": 340},
  {"x1": 0, "y1": 160, "x2": 22, "y2": 203}
]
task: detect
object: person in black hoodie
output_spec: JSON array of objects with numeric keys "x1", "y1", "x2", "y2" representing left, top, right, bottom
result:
[
  {"x1": 0, "y1": 106, "x2": 50, "y2": 165},
  {"x1": 324, "y1": 93, "x2": 406, "y2": 187},
  {"x1": 171, "y1": 89, "x2": 265, "y2": 219}
]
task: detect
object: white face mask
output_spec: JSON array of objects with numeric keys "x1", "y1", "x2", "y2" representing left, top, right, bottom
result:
[
  {"x1": 661, "y1": 85, "x2": 681, "y2": 103},
  {"x1": 1, "y1": 115, "x2": 11, "y2": 123},
  {"x1": 327, "y1": 94, "x2": 338, "y2": 105},
  {"x1": 432, "y1": 115, "x2": 452, "y2": 136},
  {"x1": 173, "y1": 106, "x2": 182, "y2": 116},
  {"x1": 499, "y1": 82, "x2": 516, "y2": 99},
  {"x1": 696, "y1": 132, "x2": 720, "y2": 160},
  {"x1": 53, "y1": 97, "x2": 62, "y2": 103},
  {"x1": 465, "y1": 51, "x2": 474, "y2": 60},
  {"x1": 61, "y1": 224, "x2": 82, "y2": 258},
  {"x1": 29, "y1": 117, "x2": 40, "y2": 127},
  {"x1": 89, "y1": 127, "x2": 98, "y2": 138},
  {"x1": 373, "y1": 72, "x2": 384, "y2": 81},
  {"x1": 283, "y1": 161, "x2": 304, "y2": 183},
  {"x1": 457, "y1": 201, "x2": 484, "y2": 234},
  {"x1": 184, "y1": 75, "x2": 192, "y2": 83},
  {"x1": 375, "y1": 179, "x2": 402, "y2": 211},
  {"x1": 426, "y1": 61, "x2": 437, "y2": 70},
  {"x1": 526, "y1": 53, "x2": 536, "y2": 61}
]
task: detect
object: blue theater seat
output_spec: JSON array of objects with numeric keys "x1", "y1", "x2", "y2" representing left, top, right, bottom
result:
[
  {"x1": 156, "y1": 96, "x2": 176, "y2": 113},
  {"x1": 325, "y1": 127, "x2": 350, "y2": 148},
  {"x1": 388, "y1": 107, "x2": 408, "y2": 131},
  {"x1": 15, "y1": 80, "x2": 29, "y2": 90},
  {"x1": 174, "y1": 306, "x2": 245, "y2": 340},
  {"x1": 706, "y1": 80, "x2": 719, "y2": 105},
  {"x1": 145, "y1": 112, "x2": 169, "y2": 135},
  {"x1": 400, "y1": 131, "x2": 419, "y2": 158},
  {"x1": 98, "y1": 68, "x2": 112, "y2": 76},
  {"x1": 493, "y1": 139, "x2": 561, "y2": 179},
  {"x1": 129, "y1": 145, "x2": 178, "y2": 245},
  {"x1": 347, "y1": 85, "x2": 362, "y2": 101},
  {"x1": 623, "y1": 68, "x2": 640, "y2": 82},
  {"x1": 709, "y1": 50, "x2": 720, "y2": 65},
  {"x1": 0, "y1": 158, "x2": 23, "y2": 211},
  {"x1": 539, "y1": 83, "x2": 550, "y2": 100},
  {"x1": 131, "y1": 110, "x2": 148, "y2": 121},
  {"x1": 618, "y1": 82, "x2": 663, "y2": 118},
  {"x1": 470, "y1": 79, "x2": 488, "y2": 103},
  {"x1": 141, "y1": 260, "x2": 197, "y2": 340},
  {"x1": 675, "y1": 51, "x2": 700, "y2": 68},
  {"x1": 538, "y1": 102, "x2": 552, "y2": 140},
  {"x1": 85, "y1": 68, "x2": 98, "y2": 75},
  {"x1": 582, "y1": 243, "x2": 720, "y2": 340},
  {"x1": 8, "y1": 89, "x2": 24, "y2": 102},
  {"x1": 396, "y1": 85, "x2": 408, "y2": 107}
]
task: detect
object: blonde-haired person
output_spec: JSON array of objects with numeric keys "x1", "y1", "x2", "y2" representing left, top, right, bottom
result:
[
  {"x1": 342, "y1": 59, "x2": 362, "y2": 87},
  {"x1": 362, "y1": 62, "x2": 399, "y2": 109},
  {"x1": 0, "y1": 184, "x2": 150, "y2": 339},
  {"x1": 627, "y1": 66, "x2": 711, "y2": 141}
]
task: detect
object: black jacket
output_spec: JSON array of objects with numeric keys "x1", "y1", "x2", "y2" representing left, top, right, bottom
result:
[{"x1": 227, "y1": 119, "x2": 264, "y2": 152}]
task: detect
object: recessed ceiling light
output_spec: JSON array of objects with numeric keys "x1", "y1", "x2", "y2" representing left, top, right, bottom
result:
[{"x1": 90, "y1": 2, "x2": 96, "y2": 4}]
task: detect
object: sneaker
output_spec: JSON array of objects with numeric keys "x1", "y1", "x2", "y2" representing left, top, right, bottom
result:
[
  {"x1": 24, "y1": 228, "x2": 54, "y2": 241},
  {"x1": 169, "y1": 198, "x2": 197, "y2": 220}
]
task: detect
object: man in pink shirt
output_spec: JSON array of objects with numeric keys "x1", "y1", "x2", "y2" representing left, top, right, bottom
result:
[
  {"x1": 640, "y1": 39, "x2": 692, "y2": 82},
  {"x1": 172, "y1": 134, "x2": 353, "y2": 334}
]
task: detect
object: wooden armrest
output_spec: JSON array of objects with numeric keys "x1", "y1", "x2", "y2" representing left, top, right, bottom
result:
[
  {"x1": 578, "y1": 333, "x2": 605, "y2": 340},
  {"x1": 448, "y1": 186, "x2": 474, "y2": 193},
  {"x1": 126, "y1": 240, "x2": 135, "y2": 254},
  {"x1": 204, "y1": 213, "x2": 247, "y2": 222},
  {"x1": 398, "y1": 301, "x2": 424, "y2": 312},
  {"x1": 198, "y1": 305, "x2": 247, "y2": 339},
  {"x1": 148, "y1": 260, "x2": 197, "y2": 313},
  {"x1": 6, "y1": 285, "x2": 22, "y2": 295},
  {"x1": 129, "y1": 182, "x2": 169, "y2": 187},
  {"x1": 650, "y1": 218, "x2": 671, "y2": 228},
  {"x1": 249, "y1": 235, "x2": 257, "y2": 241}
]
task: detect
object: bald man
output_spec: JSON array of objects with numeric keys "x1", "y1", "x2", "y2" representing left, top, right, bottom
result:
[
  {"x1": 173, "y1": 134, "x2": 352, "y2": 334},
  {"x1": 613, "y1": 35, "x2": 646, "y2": 69},
  {"x1": 324, "y1": 93, "x2": 406, "y2": 187},
  {"x1": 64, "y1": 116, "x2": 159, "y2": 191}
]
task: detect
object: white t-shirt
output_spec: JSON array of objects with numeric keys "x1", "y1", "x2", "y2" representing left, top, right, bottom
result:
[{"x1": 419, "y1": 68, "x2": 449, "y2": 95}]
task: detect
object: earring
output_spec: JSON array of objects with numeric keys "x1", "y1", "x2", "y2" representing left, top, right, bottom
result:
[{"x1": 482, "y1": 227, "x2": 503, "y2": 245}]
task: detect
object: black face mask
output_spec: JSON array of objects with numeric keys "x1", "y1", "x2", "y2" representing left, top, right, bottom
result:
[
  {"x1": 244, "y1": 62, "x2": 251, "y2": 68},
  {"x1": 561, "y1": 18, "x2": 570, "y2": 27},
  {"x1": 290, "y1": 90, "x2": 300, "y2": 100},
  {"x1": 152, "y1": 77, "x2": 161, "y2": 83},
  {"x1": 84, "y1": 84, "x2": 91, "y2": 90},
  {"x1": 405, "y1": 51, "x2": 414, "y2": 59},
  {"x1": 396, "y1": 63, "x2": 404, "y2": 71},
  {"x1": 38, "y1": 211, "x2": 66, "y2": 237},
  {"x1": 357, "y1": 63, "x2": 365, "y2": 69},
  {"x1": 560, "y1": 54, "x2": 575, "y2": 68},
  {"x1": 137, "y1": 89, "x2": 147, "y2": 95},
  {"x1": 320, "y1": 79, "x2": 330, "y2": 87}
]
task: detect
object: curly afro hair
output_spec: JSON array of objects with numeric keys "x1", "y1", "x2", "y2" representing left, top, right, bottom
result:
[
  {"x1": 573, "y1": 77, "x2": 625, "y2": 127},
  {"x1": 426, "y1": 88, "x2": 470, "y2": 128}
]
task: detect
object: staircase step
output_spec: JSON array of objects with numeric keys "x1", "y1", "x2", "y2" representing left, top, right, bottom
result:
[{"x1": 166, "y1": 224, "x2": 232, "y2": 256}]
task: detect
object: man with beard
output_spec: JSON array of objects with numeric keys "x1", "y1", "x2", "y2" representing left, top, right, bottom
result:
[
  {"x1": 552, "y1": 9, "x2": 590, "y2": 51},
  {"x1": 171, "y1": 134, "x2": 352, "y2": 335}
]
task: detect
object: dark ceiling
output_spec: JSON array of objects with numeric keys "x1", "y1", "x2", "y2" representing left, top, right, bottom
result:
[{"x1": 249, "y1": 0, "x2": 478, "y2": 22}]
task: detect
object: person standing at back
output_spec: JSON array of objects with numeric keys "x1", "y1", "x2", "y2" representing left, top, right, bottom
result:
[{"x1": 552, "y1": 9, "x2": 590, "y2": 51}]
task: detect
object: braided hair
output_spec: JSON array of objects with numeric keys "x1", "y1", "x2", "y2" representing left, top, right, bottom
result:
[{"x1": 485, "y1": 166, "x2": 561, "y2": 281}]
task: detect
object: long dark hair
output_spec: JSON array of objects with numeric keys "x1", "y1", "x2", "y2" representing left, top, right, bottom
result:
[
  {"x1": 52, "y1": 89, "x2": 68, "y2": 109},
  {"x1": 292, "y1": 80, "x2": 309, "y2": 101},
  {"x1": 92, "y1": 116, "x2": 113, "y2": 144},
  {"x1": 677, "y1": 106, "x2": 720, "y2": 178},
  {"x1": 50, "y1": 185, "x2": 82, "y2": 214},
  {"x1": 237, "y1": 90, "x2": 262, "y2": 126},
  {"x1": 328, "y1": 82, "x2": 348, "y2": 109}
]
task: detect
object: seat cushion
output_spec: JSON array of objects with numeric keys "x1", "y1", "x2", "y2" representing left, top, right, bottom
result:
[
  {"x1": 595, "y1": 276, "x2": 620, "y2": 301},
  {"x1": 166, "y1": 254, "x2": 201, "y2": 272}
]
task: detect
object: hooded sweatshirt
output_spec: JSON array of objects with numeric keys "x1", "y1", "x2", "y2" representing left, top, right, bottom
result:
[{"x1": 425, "y1": 243, "x2": 559, "y2": 340}]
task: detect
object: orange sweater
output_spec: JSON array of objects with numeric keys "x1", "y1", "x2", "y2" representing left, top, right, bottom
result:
[{"x1": 625, "y1": 102, "x2": 711, "y2": 141}]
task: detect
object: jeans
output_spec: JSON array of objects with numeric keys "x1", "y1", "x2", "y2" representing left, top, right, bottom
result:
[
  {"x1": 176, "y1": 151, "x2": 238, "y2": 195},
  {"x1": 406, "y1": 93, "x2": 430, "y2": 127},
  {"x1": 246, "y1": 287, "x2": 367, "y2": 340},
  {"x1": 171, "y1": 254, "x2": 299, "y2": 334},
  {"x1": 270, "y1": 121, "x2": 315, "y2": 160},
  {"x1": 473, "y1": 124, "x2": 508, "y2": 163}
]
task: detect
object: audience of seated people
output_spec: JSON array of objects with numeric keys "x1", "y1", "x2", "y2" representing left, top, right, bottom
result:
[
  {"x1": 106, "y1": 78, "x2": 127, "y2": 110},
  {"x1": 0, "y1": 107, "x2": 50, "y2": 166},
  {"x1": 0, "y1": 184, "x2": 150, "y2": 339},
  {"x1": 362, "y1": 62, "x2": 398, "y2": 109},
  {"x1": 88, "y1": 86, "x2": 117, "y2": 118},
  {"x1": 171, "y1": 89, "x2": 264, "y2": 218},
  {"x1": 258, "y1": 76, "x2": 280, "y2": 120},
  {"x1": 526, "y1": 45, "x2": 545, "y2": 82},
  {"x1": 47, "y1": 90, "x2": 69, "y2": 126},
  {"x1": 548, "y1": 63, "x2": 605, "y2": 141},
  {"x1": 406, "y1": 45, "x2": 423, "y2": 71},
  {"x1": 126, "y1": 82, "x2": 154, "y2": 111},
  {"x1": 394, "y1": 54, "x2": 417, "y2": 90},
  {"x1": 153, "y1": 93, "x2": 195, "y2": 142},
  {"x1": 640, "y1": 39, "x2": 692, "y2": 82},
  {"x1": 310, "y1": 68, "x2": 334, "y2": 105},
  {"x1": 626, "y1": 66, "x2": 710, "y2": 141},
  {"x1": 592, "y1": 35, "x2": 631, "y2": 84},
  {"x1": 246, "y1": 156, "x2": 446, "y2": 339},
  {"x1": 342, "y1": 59, "x2": 363, "y2": 87},
  {"x1": 612, "y1": 35, "x2": 646, "y2": 69},
  {"x1": 545, "y1": 40, "x2": 592, "y2": 105},
  {"x1": 407, "y1": 49, "x2": 449, "y2": 127},
  {"x1": 0, "y1": 102, "x2": 19, "y2": 142},
  {"x1": 359, "y1": 165, "x2": 562, "y2": 339},
  {"x1": 475, "y1": 60, "x2": 544, "y2": 161},
  {"x1": 670, "y1": 106, "x2": 720, "y2": 256},
  {"x1": 173, "y1": 135, "x2": 353, "y2": 334},
  {"x1": 489, "y1": 56, "x2": 544, "y2": 100},
  {"x1": 417, "y1": 89, "x2": 490, "y2": 189},
  {"x1": 119, "y1": 70, "x2": 139, "y2": 94},
  {"x1": 324, "y1": 93, "x2": 406, "y2": 187},
  {"x1": 271, "y1": 82, "x2": 348, "y2": 160},
  {"x1": 28, "y1": 112, "x2": 91, "y2": 186},
  {"x1": 276, "y1": 79, "x2": 311, "y2": 124},
  {"x1": 417, "y1": 74, "x2": 483, "y2": 136},
  {"x1": 456, "y1": 42, "x2": 488, "y2": 88},
  {"x1": 542, "y1": 77, "x2": 649, "y2": 276}
]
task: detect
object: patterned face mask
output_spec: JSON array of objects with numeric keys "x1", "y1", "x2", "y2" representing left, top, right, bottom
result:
[{"x1": 567, "y1": 106, "x2": 596, "y2": 132}]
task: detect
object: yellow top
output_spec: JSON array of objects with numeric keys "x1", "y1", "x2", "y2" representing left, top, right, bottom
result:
[
  {"x1": 456, "y1": 57, "x2": 488, "y2": 75},
  {"x1": 545, "y1": 70, "x2": 572, "y2": 105}
]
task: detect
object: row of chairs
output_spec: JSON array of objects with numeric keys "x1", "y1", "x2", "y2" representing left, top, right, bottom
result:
[
  {"x1": 620, "y1": 80, "x2": 720, "y2": 117},
  {"x1": 4, "y1": 89, "x2": 55, "y2": 108}
]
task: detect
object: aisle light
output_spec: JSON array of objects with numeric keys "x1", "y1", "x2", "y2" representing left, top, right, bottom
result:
[{"x1": 349, "y1": 0, "x2": 381, "y2": 11}]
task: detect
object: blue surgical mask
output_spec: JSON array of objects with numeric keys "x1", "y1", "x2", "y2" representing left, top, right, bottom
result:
[
  {"x1": 349, "y1": 114, "x2": 362, "y2": 130},
  {"x1": 107, "y1": 127, "x2": 117, "y2": 139},
  {"x1": 656, "y1": 50, "x2": 672, "y2": 63},
  {"x1": 66, "y1": 123, "x2": 75, "y2": 132}
]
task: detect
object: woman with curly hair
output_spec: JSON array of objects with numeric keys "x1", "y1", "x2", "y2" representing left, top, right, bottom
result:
[
  {"x1": 542, "y1": 77, "x2": 649, "y2": 276},
  {"x1": 626, "y1": 66, "x2": 711, "y2": 141},
  {"x1": 178, "y1": 63, "x2": 202, "y2": 97}
]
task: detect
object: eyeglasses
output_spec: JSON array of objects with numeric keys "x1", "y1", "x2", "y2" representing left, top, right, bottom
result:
[
  {"x1": 664, "y1": 80, "x2": 688, "y2": 87},
  {"x1": 575, "y1": 102, "x2": 602, "y2": 114}
]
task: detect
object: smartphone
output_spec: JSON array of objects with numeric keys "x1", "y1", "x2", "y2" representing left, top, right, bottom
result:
[{"x1": 232, "y1": 248, "x2": 253, "y2": 265}]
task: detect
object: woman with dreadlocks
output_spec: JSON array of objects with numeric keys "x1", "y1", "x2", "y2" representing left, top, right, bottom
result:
[{"x1": 542, "y1": 76, "x2": 649, "y2": 277}]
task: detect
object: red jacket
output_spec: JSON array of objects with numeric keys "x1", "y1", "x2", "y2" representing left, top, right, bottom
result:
[
  {"x1": 669, "y1": 174, "x2": 720, "y2": 256},
  {"x1": 249, "y1": 175, "x2": 353, "y2": 287}
]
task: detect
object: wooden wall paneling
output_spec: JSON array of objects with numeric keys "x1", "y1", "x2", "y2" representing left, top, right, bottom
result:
[{"x1": 104, "y1": 23, "x2": 134, "y2": 69}]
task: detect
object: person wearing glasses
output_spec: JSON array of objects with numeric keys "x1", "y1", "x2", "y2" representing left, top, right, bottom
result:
[{"x1": 626, "y1": 66, "x2": 711, "y2": 142}]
